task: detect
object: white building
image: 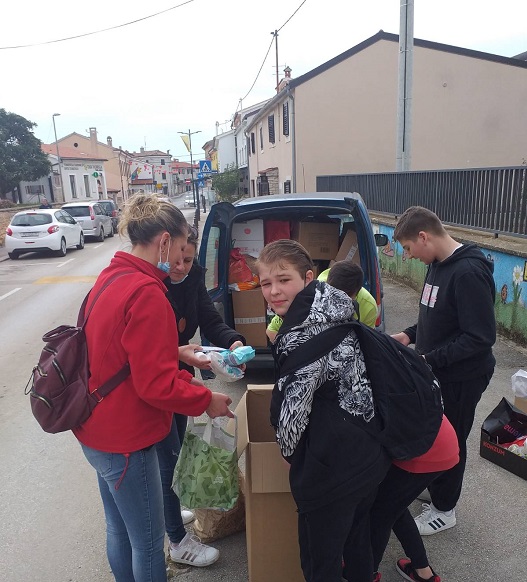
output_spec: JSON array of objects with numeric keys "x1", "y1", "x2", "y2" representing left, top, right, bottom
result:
[{"x1": 131, "y1": 148, "x2": 173, "y2": 196}]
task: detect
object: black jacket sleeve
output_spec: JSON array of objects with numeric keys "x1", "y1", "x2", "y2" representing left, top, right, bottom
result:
[{"x1": 197, "y1": 276, "x2": 245, "y2": 348}]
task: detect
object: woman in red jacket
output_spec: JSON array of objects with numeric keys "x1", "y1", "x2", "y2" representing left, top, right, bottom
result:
[{"x1": 73, "y1": 194, "x2": 232, "y2": 582}]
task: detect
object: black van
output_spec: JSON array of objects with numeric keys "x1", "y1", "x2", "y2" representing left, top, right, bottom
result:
[{"x1": 198, "y1": 192, "x2": 388, "y2": 366}]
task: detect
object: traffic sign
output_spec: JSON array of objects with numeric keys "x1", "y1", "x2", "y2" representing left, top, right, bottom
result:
[
  {"x1": 198, "y1": 180, "x2": 205, "y2": 188},
  {"x1": 199, "y1": 160, "x2": 211, "y2": 174},
  {"x1": 197, "y1": 172, "x2": 204, "y2": 179}
]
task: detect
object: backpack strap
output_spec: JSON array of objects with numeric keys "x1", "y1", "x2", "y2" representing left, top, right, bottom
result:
[{"x1": 278, "y1": 322, "x2": 356, "y2": 378}]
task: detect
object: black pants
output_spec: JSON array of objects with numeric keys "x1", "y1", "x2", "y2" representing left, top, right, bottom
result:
[
  {"x1": 429, "y1": 372, "x2": 492, "y2": 511},
  {"x1": 299, "y1": 488, "x2": 377, "y2": 582},
  {"x1": 371, "y1": 465, "x2": 444, "y2": 571}
]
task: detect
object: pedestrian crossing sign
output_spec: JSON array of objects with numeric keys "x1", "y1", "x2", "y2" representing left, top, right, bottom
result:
[{"x1": 199, "y1": 160, "x2": 211, "y2": 174}]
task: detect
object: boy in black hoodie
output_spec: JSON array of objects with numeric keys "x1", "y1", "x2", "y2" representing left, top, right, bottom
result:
[
  {"x1": 392, "y1": 206, "x2": 496, "y2": 537},
  {"x1": 257, "y1": 240, "x2": 390, "y2": 582}
]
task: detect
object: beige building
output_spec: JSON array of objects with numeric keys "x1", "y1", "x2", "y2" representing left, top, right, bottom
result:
[
  {"x1": 246, "y1": 31, "x2": 527, "y2": 195},
  {"x1": 57, "y1": 128, "x2": 133, "y2": 205}
]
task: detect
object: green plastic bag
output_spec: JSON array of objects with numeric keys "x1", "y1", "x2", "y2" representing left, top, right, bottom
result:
[{"x1": 172, "y1": 417, "x2": 239, "y2": 510}]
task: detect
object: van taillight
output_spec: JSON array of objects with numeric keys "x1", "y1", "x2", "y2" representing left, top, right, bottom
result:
[
  {"x1": 90, "y1": 208, "x2": 95, "y2": 220},
  {"x1": 374, "y1": 262, "x2": 382, "y2": 327},
  {"x1": 6, "y1": 227, "x2": 12, "y2": 236}
]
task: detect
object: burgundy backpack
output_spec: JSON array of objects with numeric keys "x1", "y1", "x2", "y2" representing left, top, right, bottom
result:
[{"x1": 25, "y1": 273, "x2": 131, "y2": 433}]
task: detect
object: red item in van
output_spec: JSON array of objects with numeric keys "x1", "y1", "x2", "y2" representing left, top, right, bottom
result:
[{"x1": 264, "y1": 221, "x2": 290, "y2": 244}]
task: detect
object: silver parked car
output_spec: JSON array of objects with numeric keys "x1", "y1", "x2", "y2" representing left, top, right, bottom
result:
[{"x1": 62, "y1": 201, "x2": 114, "y2": 242}]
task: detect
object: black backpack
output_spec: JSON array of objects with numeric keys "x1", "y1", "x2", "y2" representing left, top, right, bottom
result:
[
  {"x1": 277, "y1": 320, "x2": 443, "y2": 460},
  {"x1": 25, "y1": 273, "x2": 131, "y2": 434}
]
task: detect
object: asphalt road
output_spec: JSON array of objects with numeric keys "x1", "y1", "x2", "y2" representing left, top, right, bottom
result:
[{"x1": 0, "y1": 200, "x2": 526, "y2": 581}]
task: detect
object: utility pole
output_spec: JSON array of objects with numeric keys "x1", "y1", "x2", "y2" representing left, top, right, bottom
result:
[
  {"x1": 396, "y1": 0, "x2": 414, "y2": 173},
  {"x1": 178, "y1": 129, "x2": 202, "y2": 226},
  {"x1": 271, "y1": 30, "x2": 279, "y2": 91},
  {"x1": 52, "y1": 113, "x2": 65, "y2": 202}
]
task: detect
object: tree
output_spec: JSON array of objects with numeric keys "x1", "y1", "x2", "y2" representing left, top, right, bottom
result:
[
  {"x1": 211, "y1": 164, "x2": 241, "y2": 203},
  {"x1": 0, "y1": 109, "x2": 51, "y2": 198}
]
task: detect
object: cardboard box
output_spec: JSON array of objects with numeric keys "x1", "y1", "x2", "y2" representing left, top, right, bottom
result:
[
  {"x1": 232, "y1": 289, "x2": 268, "y2": 347},
  {"x1": 479, "y1": 430, "x2": 527, "y2": 481},
  {"x1": 292, "y1": 221, "x2": 339, "y2": 260},
  {"x1": 233, "y1": 386, "x2": 304, "y2": 582},
  {"x1": 334, "y1": 229, "x2": 361, "y2": 265},
  {"x1": 514, "y1": 396, "x2": 527, "y2": 415},
  {"x1": 232, "y1": 220, "x2": 264, "y2": 257}
]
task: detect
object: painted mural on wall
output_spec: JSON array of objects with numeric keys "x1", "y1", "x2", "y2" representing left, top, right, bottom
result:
[{"x1": 372, "y1": 223, "x2": 527, "y2": 343}]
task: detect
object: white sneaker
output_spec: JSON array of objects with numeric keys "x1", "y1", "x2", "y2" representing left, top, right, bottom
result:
[
  {"x1": 181, "y1": 509, "x2": 195, "y2": 526},
  {"x1": 414, "y1": 503, "x2": 456, "y2": 536},
  {"x1": 169, "y1": 533, "x2": 219, "y2": 567}
]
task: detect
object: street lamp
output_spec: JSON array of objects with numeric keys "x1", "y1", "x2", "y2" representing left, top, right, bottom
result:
[
  {"x1": 178, "y1": 129, "x2": 201, "y2": 226},
  {"x1": 52, "y1": 113, "x2": 65, "y2": 203}
]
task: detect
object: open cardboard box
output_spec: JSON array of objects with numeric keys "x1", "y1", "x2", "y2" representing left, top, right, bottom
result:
[{"x1": 231, "y1": 385, "x2": 304, "y2": 582}]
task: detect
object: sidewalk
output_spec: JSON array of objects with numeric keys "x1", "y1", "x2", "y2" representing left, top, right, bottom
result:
[{"x1": 0, "y1": 245, "x2": 8, "y2": 262}]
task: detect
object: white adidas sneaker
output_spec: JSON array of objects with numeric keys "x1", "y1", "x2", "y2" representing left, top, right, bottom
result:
[
  {"x1": 169, "y1": 533, "x2": 219, "y2": 567},
  {"x1": 414, "y1": 503, "x2": 456, "y2": 536}
]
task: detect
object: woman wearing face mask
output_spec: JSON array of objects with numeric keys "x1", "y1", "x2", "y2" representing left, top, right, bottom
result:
[
  {"x1": 156, "y1": 224, "x2": 245, "y2": 567},
  {"x1": 73, "y1": 195, "x2": 233, "y2": 582}
]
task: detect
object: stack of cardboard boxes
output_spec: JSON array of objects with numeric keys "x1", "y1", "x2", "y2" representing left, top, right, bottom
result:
[{"x1": 230, "y1": 219, "x2": 361, "y2": 347}]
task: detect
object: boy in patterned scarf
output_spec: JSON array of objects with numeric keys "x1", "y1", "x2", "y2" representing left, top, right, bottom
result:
[{"x1": 256, "y1": 240, "x2": 390, "y2": 582}]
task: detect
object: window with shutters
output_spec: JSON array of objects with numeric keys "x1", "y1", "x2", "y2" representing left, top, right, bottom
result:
[
  {"x1": 259, "y1": 127, "x2": 264, "y2": 150},
  {"x1": 250, "y1": 133, "x2": 255, "y2": 154},
  {"x1": 268, "y1": 114, "x2": 275, "y2": 144},
  {"x1": 284, "y1": 180, "x2": 291, "y2": 194},
  {"x1": 283, "y1": 102, "x2": 289, "y2": 136}
]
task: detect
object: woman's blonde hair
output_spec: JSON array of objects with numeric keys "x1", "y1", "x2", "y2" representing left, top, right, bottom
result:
[{"x1": 118, "y1": 194, "x2": 187, "y2": 245}]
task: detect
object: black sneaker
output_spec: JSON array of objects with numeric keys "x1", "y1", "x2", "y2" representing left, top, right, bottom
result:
[{"x1": 396, "y1": 558, "x2": 441, "y2": 582}]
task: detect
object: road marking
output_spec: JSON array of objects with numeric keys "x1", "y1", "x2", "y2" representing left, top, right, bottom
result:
[
  {"x1": 93, "y1": 244, "x2": 104, "y2": 249},
  {"x1": 57, "y1": 258, "x2": 74, "y2": 268},
  {"x1": 34, "y1": 276, "x2": 97, "y2": 285},
  {"x1": 0, "y1": 288, "x2": 21, "y2": 302},
  {"x1": 20, "y1": 263, "x2": 56, "y2": 266}
]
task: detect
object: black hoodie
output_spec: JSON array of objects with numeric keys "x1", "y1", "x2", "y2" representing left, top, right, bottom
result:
[
  {"x1": 165, "y1": 262, "x2": 245, "y2": 374},
  {"x1": 404, "y1": 244, "x2": 496, "y2": 383}
]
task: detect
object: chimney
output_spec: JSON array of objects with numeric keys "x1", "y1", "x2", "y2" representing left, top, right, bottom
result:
[
  {"x1": 107, "y1": 136, "x2": 113, "y2": 147},
  {"x1": 89, "y1": 127, "x2": 98, "y2": 156},
  {"x1": 284, "y1": 66, "x2": 292, "y2": 79},
  {"x1": 140, "y1": 146, "x2": 145, "y2": 154}
]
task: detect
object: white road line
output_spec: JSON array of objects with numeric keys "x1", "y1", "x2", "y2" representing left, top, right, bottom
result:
[
  {"x1": 0, "y1": 288, "x2": 21, "y2": 302},
  {"x1": 93, "y1": 244, "x2": 104, "y2": 249},
  {"x1": 23, "y1": 263, "x2": 56, "y2": 266},
  {"x1": 57, "y1": 258, "x2": 74, "y2": 268}
]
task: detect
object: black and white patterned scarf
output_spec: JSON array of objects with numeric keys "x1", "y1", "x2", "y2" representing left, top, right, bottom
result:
[{"x1": 274, "y1": 281, "x2": 374, "y2": 457}]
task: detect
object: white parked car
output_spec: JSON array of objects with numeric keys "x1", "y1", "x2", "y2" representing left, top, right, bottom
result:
[
  {"x1": 5, "y1": 209, "x2": 85, "y2": 260},
  {"x1": 184, "y1": 193, "x2": 196, "y2": 207},
  {"x1": 62, "y1": 201, "x2": 113, "y2": 242}
]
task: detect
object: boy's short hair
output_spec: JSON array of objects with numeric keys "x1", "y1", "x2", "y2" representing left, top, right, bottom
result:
[
  {"x1": 256, "y1": 239, "x2": 314, "y2": 278},
  {"x1": 393, "y1": 206, "x2": 446, "y2": 241},
  {"x1": 327, "y1": 261, "x2": 364, "y2": 297}
]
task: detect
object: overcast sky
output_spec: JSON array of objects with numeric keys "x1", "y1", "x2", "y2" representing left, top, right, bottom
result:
[{"x1": 3, "y1": 0, "x2": 526, "y2": 162}]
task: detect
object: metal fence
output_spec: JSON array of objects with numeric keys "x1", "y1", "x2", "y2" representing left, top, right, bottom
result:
[{"x1": 317, "y1": 167, "x2": 527, "y2": 236}]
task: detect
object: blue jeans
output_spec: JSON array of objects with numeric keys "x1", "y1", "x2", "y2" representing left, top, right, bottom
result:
[
  {"x1": 155, "y1": 414, "x2": 188, "y2": 544},
  {"x1": 80, "y1": 443, "x2": 167, "y2": 582}
]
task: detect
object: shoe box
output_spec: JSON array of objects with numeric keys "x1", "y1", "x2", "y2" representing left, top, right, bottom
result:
[
  {"x1": 479, "y1": 398, "x2": 527, "y2": 481},
  {"x1": 231, "y1": 385, "x2": 304, "y2": 582}
]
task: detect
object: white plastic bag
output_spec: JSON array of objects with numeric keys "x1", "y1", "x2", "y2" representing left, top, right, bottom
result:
[{"x1": 511, "y1": 370, "x2": 527, "y2": 398}]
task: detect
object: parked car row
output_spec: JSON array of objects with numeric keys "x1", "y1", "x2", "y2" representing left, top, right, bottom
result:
[{"x1": 4, "y1": 200, "x2": 118, "y2": 260}]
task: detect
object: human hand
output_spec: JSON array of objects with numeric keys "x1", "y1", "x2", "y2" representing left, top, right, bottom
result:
[
  {"x1": 391, "y1": 332, "x2": 411, "y2": 346},
  {"x1": 206, "y1": 392, "x2": 234, "y2": 418},
  {"x1": 229, "y1": 340, "x2": 244, "y2": 350},
  {"x1": 189, "y1": 376, "x2": 205, "y2": 387},
  {"x1": 178, "y1": 344, "x2": 212, "y2": 370}
]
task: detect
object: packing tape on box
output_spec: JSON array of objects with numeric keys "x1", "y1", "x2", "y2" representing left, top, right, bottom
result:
[{"x1": 234, "y1": 316, "x2": 266, "y2": 325}]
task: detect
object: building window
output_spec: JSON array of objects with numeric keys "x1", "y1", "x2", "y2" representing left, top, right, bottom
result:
[
  {"x1": 83, "y1": 175, "x2": 91, "y2": 197},
  {"x1": 250, "y1": 133, "x2": 255, "y2": 154},
  {"x1": 69, "y1": 175, "x2": 77, "y2": 198},
  {"x1": 283, "y1": 101, "x2": 289, "y2": 136},
  {"x1": 162, "y1": 172, "x2": 167, "y2": 180},
  {"x1": 259, "y1": 127, "x2": 263, "y2": 150},
  {"x1": 257, "y1": 175, "x2": 269, "y2": 196},
  {"x1": 268, "y1": 114, "x2": 275, "y2": 144},
  {"x1": 284, "y1": 180, "x2": 291, "y2": 194},
  {"x1": 161, "y1": 159, "x2": 165, "y2": 165},
  {"x1": 25, "y1": 184, "x2": 45, "y2": 195}
]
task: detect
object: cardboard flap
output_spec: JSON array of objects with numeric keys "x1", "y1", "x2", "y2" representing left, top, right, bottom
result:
[{"x1": 229, "y1": 391, "x2": 249, "y2": 459}]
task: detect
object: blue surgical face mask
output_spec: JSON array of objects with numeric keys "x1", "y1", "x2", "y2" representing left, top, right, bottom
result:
[
  {"x1": 157, "y1": 238, "x2": 171, "y2": 273},
  {"x1": 170, "y1": 274, "x2": 189, "y2": 285}
]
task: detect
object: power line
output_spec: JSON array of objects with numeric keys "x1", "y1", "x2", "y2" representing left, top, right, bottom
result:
[
  {"x1": 0, "y1": 0, "x2": 196, "y2": 50},
  {"x1": 236, "y1": 0, "x2": 309, "y2": 107}
]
